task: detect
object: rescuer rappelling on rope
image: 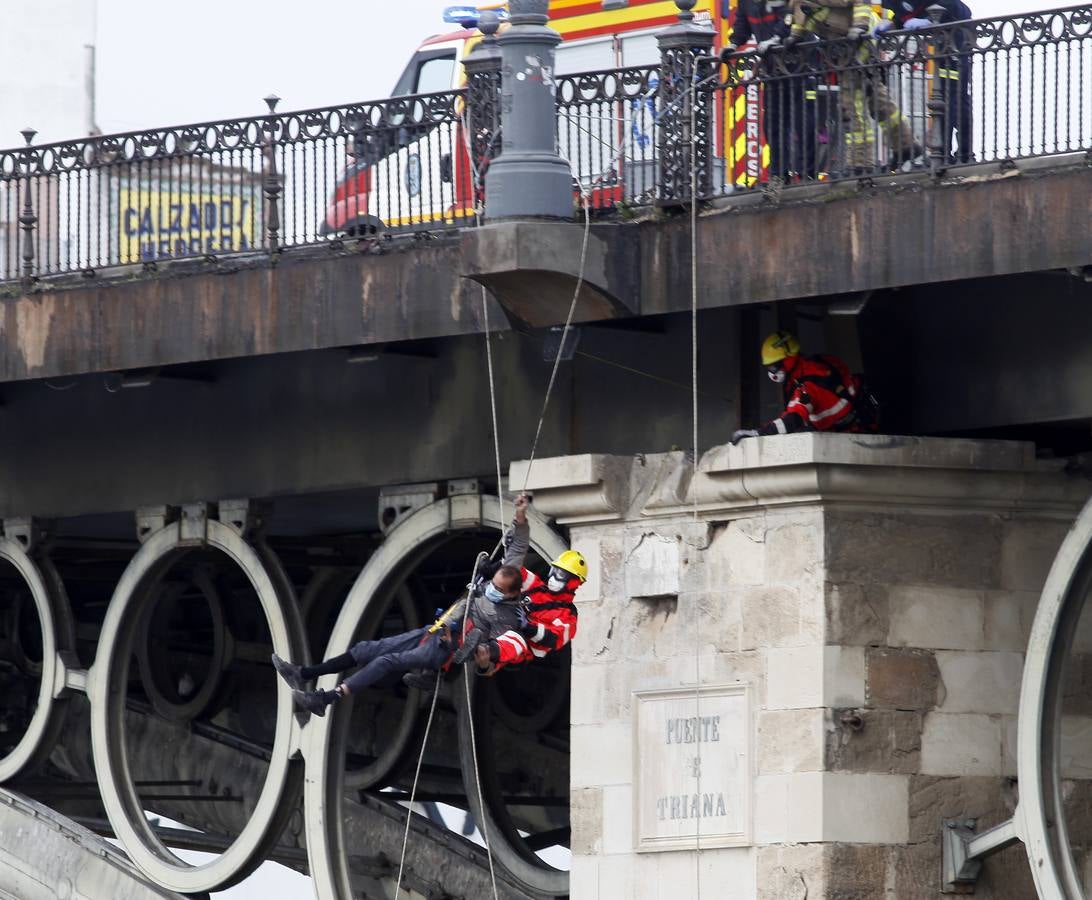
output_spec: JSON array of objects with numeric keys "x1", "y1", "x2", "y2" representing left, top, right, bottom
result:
[{"x1": 271, "y1": 494, "x2": 588, "y2": 716}]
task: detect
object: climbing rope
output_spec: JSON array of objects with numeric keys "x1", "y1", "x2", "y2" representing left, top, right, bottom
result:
[
  {"x1": 394, "y1": 662, "x2": 443, "y2": 895},
  {"x1": 689, "y1": 63, "x2": 704, "y2": 900},
  {"x1": 395, "y1": 58, "x2": 720, "y2": 897},
  {"x1": 519, "y1": 196, "x2": 591, "y2": 495}
]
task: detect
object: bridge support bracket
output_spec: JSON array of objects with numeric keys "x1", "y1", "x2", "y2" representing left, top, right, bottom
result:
[
  {"x1": 136, "y1": 505, "x2": 178, "y2": 543},
  {"x1": 941, "y1": 815, "x2": 1020, "y2": 893},
  {"x1": 180, "y1": 502, "x2": 210, "y2": 545},
  {"x1": 3, "y1": 517, "x2": 48, "y2": 551},
  {"x1": 218, "y1": 498, "x2": 270, "y2": 539},
  {"x1": 378, "y1": 483, "x2": 443, "y2": 535}
]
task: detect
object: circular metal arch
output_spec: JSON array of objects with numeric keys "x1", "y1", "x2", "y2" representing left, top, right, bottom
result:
[
  {"x1": 89, "y1": 519, "x2": 308, "y2": 894},
  {"x1": 0, "y1": 539, "x2": 76, "y2": 783},
  {"x1": 342, "y1": 583, "x2": 421, "y2": 791},
  {"x1": 303, "y1": 493, "x2": 568, "y2": 900},
  {"x1": 1018, "y1": 495, "x2": 1092, "y2": 900},
  {"x1": 136, "y1": 568, "x2": 227, "y2": 723},
  {"x1": 455, "y1": 667, "x2": 570, "y2": 896}
]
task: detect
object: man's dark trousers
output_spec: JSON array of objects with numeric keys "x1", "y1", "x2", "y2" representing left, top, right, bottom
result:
[{"x1": 342, "y1": 627, "x2": 451, "y2": 694}]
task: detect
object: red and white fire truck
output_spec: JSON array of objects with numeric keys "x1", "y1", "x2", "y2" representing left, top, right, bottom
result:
[{"x1": 322, "y1": 1, "x2": 768, "y2": 234}]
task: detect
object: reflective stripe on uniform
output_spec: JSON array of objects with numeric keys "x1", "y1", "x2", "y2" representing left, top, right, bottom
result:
[
  {"x1": 805, "y1": 90, "x2": 817, "y2": 100},
  {"x1": 938, "y1": 67, "x2": 961, "y2": 80},
  {"x1": 774, "y1": 417, "x2": 788, "y2": 435},
  {"x1": 810, "y1": 397, "x2": 850, "y2": 423},
  {"x1": 532, "y1": 622, "x2": 546, "y2": 642},
  {"x1": 498, "y1": 633, "x2": 528, "y2": 656}
]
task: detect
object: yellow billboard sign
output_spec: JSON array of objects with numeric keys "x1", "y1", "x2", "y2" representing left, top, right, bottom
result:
[{"x1": 119, "y1": 188, "x2": 258, "y2": 263}]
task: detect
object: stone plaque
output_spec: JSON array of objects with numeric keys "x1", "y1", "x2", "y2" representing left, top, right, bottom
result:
[{"x1": 633, "y1": 684, "x2": 750, "y2": 852}]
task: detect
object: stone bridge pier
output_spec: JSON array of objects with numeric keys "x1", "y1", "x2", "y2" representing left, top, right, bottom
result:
[{"x1": 516, "y1": 433, "x2": 1090, "y2": 898}]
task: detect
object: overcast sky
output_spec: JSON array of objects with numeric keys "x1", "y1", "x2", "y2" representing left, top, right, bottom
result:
[
  {"x1": 94, "y1": 0, "x2": 1068, "y2": 133},
  {"x1": 95, "y1": 0, "x2": 464, "y2": 133}
]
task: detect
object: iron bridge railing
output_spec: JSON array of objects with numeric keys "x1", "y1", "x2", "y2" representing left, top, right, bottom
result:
[
  {"x1": 0, "y1": 4, "x2": 1089, "y2": 283},
  {"x1": 0, "y1": 90, "x2": 468, "y2": 283}
]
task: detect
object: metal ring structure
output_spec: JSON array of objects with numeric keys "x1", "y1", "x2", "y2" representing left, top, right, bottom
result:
[
  {"x1": 90, "y1": 518, "x2": 308, "y2": 894},
  {"x1": 136, "y1": 570, "x2": 227, "y2": 723},
  {"x1": 0, "y1": 540, "x2": 76, "y2": 783},
  {"x1": 1018, "y1": 494, "x2": 1092, "y2": 900},
  {"x1": 341, "y1": 582, "x2": 422, "y2": 791},
  {"x1": 455, "y1": 669, "x2": 570, "y2": 896},
  {"x1": 303, "y1": 493, "x2": 568, "y2": 900}
]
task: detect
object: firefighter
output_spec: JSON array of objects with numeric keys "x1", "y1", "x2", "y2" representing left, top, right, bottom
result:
[
  {"x1": 786, "y1": 0, "x2": 921, "y2": 172},
  {"x1": 879, "y1": 0, "x2": 974, "y2": 163},
  {"x1": 731, "y1": 330, "x2": 877, "y2": 442},
  {"x1": 720, "y1": 0, "x2": 817, "y2": 181},
  {"x1": 274, "y1": 496, "x2": 534, "y2": 717},
  {"x1": 470, "y1": 548, "x2": 586, "y2": 675}
]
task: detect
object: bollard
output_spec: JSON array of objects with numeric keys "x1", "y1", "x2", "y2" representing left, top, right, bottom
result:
[
  {"x1": 657, "y1": 0, "x2": 715, "y2": 204},
  {"x1": 925, "y1": 5, "x2": 948, "y2": 176},
  {"x1": 18, "y1": 128, "x2": 38, "y2": 287},
  {"x1": 484, "y1": 0, "x2": 573, "y2": 220},
  {"x1": 261, "y1": 95, "x2": 283, "y2": 252}
]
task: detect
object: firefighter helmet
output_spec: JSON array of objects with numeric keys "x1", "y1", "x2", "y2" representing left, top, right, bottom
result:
[
  {"x1": 551, "y1": 550, "x2": 588, "y2": 582},
  {"x1": 761, "y1": 331, "x2": 801, "y2": 366}
]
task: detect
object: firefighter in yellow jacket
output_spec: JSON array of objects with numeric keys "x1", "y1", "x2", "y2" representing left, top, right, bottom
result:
[{"x1": 786, "y1": 1, "x2": 921, "y2": 172}]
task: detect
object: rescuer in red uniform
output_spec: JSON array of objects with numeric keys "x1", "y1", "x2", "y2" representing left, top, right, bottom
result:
[
  {"x1": 731, "y1": 330, "x2": 876, "y2": 443},
  {"x1": 470, "y1": 548, "x2": 586, "y2": 674},
  {"x1": 274, "y1": 495, "x2": 588, "y2": 715}
]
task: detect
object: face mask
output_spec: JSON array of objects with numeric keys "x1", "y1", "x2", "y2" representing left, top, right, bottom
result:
[
  {"x1": 547, "y1": 567, "x2": 569, "y2": 592},
  {"x1": 767, "y1": 366, "x2": 786, "y2": 384},
  {"x1": 484, "y1": 582, "x2": 507, "y2": 604}
]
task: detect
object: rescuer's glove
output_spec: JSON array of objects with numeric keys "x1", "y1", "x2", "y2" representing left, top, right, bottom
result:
[
  {"x1": 731, "y1": 428, "x2": 759, "y2": 445},
  {"x1": 719, "y1": 44, "x2": 739, "y2": 62},
  {"x1": 903, "y1": 17, "x2": 931, "y2": 29},
  {"x1": 453, "y1": 628, "x2": 486, "y2": 665},
  {"x1": 756, "y1": 36, "x2": 781, "y2": 55}
]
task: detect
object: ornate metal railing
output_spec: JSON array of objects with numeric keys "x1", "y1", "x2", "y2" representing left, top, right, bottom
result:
[
  {"x1": 708, "y1": 3, "x2": 1092, "y2": 192},
  {"x1": 1, "y1": 4, "x2": 1089, "y2": 283},
  {"x1": 0, "y1": 90, "x2": 467, "y2": 283},
  {"x1": 555, "y1": 64, "x2": 661, "y2": 210}
]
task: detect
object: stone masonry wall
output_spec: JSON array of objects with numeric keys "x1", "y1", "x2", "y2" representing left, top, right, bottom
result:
[{"x1": 516, "y1": 436, "x2": 1088, "y2": 899}]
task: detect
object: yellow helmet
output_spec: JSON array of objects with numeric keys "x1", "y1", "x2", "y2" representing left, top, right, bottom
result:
[
  {"x1": 760, "y1": 331, "x2": 801, "y2": 366},
  {"x1": 551, "y1": 549, "x2": 588, "y2": 582}
]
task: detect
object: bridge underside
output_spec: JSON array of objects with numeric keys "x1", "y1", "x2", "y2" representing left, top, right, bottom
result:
[
  {"x1": 0, "y1": 155, "x2": 1089, "y2": 900},
  {"x1": 0, "y1": 498, "x2": 571, "y2": 899},
  {"x1": 0, "y1": 157, "x2": 1088, "y2": 523}
]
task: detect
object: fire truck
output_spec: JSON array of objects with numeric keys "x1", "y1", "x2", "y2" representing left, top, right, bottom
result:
[{"x1": 322, "y1": 1, "x2": 766, "y2": 235}]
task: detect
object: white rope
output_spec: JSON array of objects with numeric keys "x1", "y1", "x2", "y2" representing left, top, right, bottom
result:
[
  {"x1": 689, "y1": 64, "x2": 703, "y2": 900},
  {"x1": 519, "y1": 196, "x2": 591, "y2": 494},
  {"x1": 483, "y1": 293, "x2": 506, "y2": 527},
  {"x1": 459, "y1": 555, "x2": 501, "y2": 900},
  {"x1": 394, "y1": 665, "x2": 443, "y2": 897},
  {"x1": 395, "y1": 59, "x2": 716, "y2": 894}
]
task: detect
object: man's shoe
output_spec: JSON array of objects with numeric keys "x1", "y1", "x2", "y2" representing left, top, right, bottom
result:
[
  {"x1": 272, "y1": 653, "x2": 307, "y2": 691},
  {"x1": 292, "y1": 689, "x2": 328, "y2": 717},
  {"x1": 403, "y1": 670, "x2": 439, "y2": 692}
]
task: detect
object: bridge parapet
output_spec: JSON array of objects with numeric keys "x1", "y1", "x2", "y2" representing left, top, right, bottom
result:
[{"x1": 0, "y1": 3, "x2": 1087, "y2": 285}]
